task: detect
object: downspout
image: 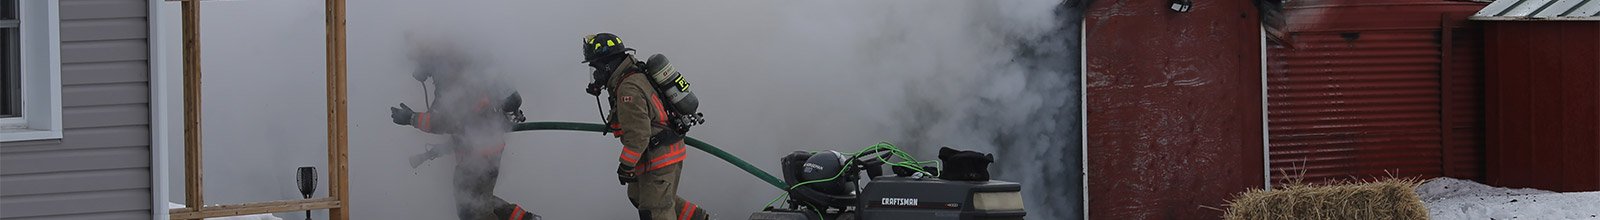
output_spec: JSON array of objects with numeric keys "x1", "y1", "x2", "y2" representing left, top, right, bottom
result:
[
  {"x1": 148, "y1": 0, "x2": 172, "y2": 219},
  {"x1": 1260, "y1": 24, "x2": 1272, "y2": 189},
  {"x1": 1079, "y1": 18, "x2": 1091, "y2": 220}
]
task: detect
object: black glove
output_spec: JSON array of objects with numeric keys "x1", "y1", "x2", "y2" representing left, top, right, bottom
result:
[
  {"x1": 617, "y1": 163, "x2": 638, "y2": 185},
  {"x1": 649, "y1": 131, "x2": 684, "y2": 148},
  {"x1": 502, "y1": 92, "x2": 527, "y2": 123},
  {"x1": 585, "y1": 83, "x2": 605, "y2": 96},
  {"x1": 502, "y1": 92, "x2": 523, "y2": 113},
  {"x1": 390, "y1": 103, "x2": 415, "y2": 125}
]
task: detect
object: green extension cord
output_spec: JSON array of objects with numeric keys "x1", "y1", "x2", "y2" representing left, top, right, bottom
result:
[{"x1": 510, "y1": 121, "x2": 787, "y2": 190}]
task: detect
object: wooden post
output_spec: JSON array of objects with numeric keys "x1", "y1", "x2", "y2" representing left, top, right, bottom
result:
[
  {"x1": 325, "y1": 0, "x2": 350, "y2": 219},
  {"x1": 181, "y1": 0, "x2": 204, "y2": 212}
]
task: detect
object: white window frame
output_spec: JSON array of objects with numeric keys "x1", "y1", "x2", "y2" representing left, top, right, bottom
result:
[{"x1": 0, "y1": 0, "x2": 62, "y2": 142}]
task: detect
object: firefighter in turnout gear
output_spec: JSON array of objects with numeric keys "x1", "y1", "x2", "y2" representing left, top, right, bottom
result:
[
  {"x1": 389, "y1": 49, "x2": 539, "y2": 220},
  {"x1": 582, "y1": 33, "x2": 711, "y2": 220}
]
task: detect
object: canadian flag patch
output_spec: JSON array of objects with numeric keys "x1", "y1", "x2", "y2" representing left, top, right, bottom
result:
[{"x1": 621, "y1": 96, "x2": 633, "y2": 103}]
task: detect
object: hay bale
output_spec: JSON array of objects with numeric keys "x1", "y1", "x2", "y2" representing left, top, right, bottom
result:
[{"x1": 1223, "y1": 179, "x2": 1428, "y2": 220}]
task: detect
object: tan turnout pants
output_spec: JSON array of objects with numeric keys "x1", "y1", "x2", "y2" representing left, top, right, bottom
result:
[{"x1": 627, "y1": 163, "x2": 708, "y2": 220}]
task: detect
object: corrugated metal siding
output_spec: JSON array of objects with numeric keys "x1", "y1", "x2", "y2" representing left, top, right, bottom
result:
[
  {"x1": 1085, "y1": 0, "x2": 1264, "y2": 219},
  {"x1": 1281, "y1": 0, "x2": 1487, "y2": 32},
  {"x1": 1483, "y1": 21, "x2": 1600, "y2": 192},
  {"x1": 1268, "y1": 30, "x2": 1444, "y2": 183},
  {"x1": 1266, "y1": 0, "x2": 1488, "y2": 184},
  {"x1": 1442, "y1": 23, "x2": 1487, "y2": 180},
  {"x1": 0, "y1": 0, "x2": 152, "y2": 219}
]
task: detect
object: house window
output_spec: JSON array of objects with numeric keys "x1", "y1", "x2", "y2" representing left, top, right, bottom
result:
[
  {"x1": 0, "y1": 0, "x2": 61, "y2": 142},
  {"x1": 1, "y1": 0, "x2": 19, "y2": 119}
]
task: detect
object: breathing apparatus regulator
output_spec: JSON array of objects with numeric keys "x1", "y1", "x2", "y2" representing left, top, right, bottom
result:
[{"x1": 583, "y1": 33, "x2": 705, "y2": 134}]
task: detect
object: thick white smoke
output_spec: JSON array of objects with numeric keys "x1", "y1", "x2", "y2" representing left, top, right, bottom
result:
[
  {"x1": 881, "y1": 1, "x2": 1085, "y2": 219},
  {"x1": 165, "y1": 0, "x2": 1081, "y2": 219},
  {"x1": 403, "y1": 35, "x2": 528, "y2": 218}
]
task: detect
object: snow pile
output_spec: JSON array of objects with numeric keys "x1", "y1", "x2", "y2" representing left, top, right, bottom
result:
[
  {"x1": 1419, "y1": 178, "x2": 1600, "y2": 219},
  {"x1": 168, "y1": 202, "x2": 286, "y2": 220},
  {"x1": 1417, "y1": 177, "x2": 1552, "y2": 200}
]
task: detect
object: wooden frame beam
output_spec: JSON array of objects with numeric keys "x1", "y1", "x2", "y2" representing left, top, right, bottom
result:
[
  {"x1": 180, "y1": 0, "x2": 203, "y2": 213},
  {"x1": 168, "y1": 0, "x2": 348, "y2": 219},
  {"x1": 325, "y1": 0, "x2": 351, "y2": 218},
  {"x1": 170, "y1": 198, "x2": 342, "y2": 219}
]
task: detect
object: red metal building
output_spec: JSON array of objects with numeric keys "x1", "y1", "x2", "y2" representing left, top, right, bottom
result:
[
  {"x1": 1077, "y1": 0, "x2": 1600, "y2": 218},
  {"x1": 1085, "y1": 0, "x2": 1600, "y2": 217},
  {"x1": 1473, "y1": 0, "x2": 1600, "y2": 192},
  {"x1": 1265, "y1": 0, "x2": 1489, "y2": 184}
]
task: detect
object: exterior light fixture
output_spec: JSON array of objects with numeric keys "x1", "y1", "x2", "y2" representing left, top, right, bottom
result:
[
  {"x1": 298, "y1": 166, "x2": 318, "y2": 220},
  {"x1": 1170, "y1": 0, "x2": 1193, "y2": 12}
]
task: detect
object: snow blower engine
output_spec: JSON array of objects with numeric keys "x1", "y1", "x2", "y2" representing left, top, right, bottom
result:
[{"x1": 750, "y1": 143, "x2": 1026, "y2": 220}]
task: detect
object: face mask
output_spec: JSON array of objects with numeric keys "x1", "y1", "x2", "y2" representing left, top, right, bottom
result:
[{"x1": 585, "y1": 62, "x2": 613, "y2": 96}]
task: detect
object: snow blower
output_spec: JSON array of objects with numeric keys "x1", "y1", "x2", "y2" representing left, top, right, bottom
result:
[{"x1": 749, "y1": 143, "x2": 1026, "y2": 220}]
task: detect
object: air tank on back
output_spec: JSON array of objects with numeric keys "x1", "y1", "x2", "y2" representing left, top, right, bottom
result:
[{"x1": 643, "y1": 54, "x2": 700, "y2": 114}]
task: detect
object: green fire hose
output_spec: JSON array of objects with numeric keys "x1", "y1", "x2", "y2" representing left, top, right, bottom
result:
[{"x1": 511, "y1": 121, "x2": 787, "y2": 190}]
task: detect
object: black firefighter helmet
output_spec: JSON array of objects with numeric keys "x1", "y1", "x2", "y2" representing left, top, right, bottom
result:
[{"x1": 582, "y1": 33, "x2": 632, "y2": 64}]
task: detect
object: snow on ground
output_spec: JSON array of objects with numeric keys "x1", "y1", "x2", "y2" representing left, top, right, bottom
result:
[
  {"x1": 168, "y1": 203, "x2": 285, "y2": 220},
  {"x1": 1419, "y1": 178, "x2": 1600, "y2": 220}
]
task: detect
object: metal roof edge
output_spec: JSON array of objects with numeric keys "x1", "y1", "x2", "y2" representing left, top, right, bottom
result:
[
  {"x1": 1474, "y1": 0, "x2": 1600, "y2": 19},
  {"x1": 1470, "y1": 16, "x2": 1600, "y2": 21}
]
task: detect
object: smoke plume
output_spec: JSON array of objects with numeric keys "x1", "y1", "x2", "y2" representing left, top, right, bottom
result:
[
  {"x1": 885, "y1": 1, "x2": 1085, "y2": 219},
  {"x1": 164, "y1": 0, "x2": 1084, "y2": 219}
]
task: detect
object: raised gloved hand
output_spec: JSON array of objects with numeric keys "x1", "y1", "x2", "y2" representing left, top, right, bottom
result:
[
  {"x1": 412, "y1": 70, "x2": 430, "y2": 82},
  {"x1": 617, "y1": 163, "x2": 638, "y2": 185},
  {"x1": 390, "y1": 103, "x2": 415, "y2": 125}
]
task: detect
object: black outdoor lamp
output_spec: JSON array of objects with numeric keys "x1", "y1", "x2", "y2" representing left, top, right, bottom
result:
[
  {"x1": 297, "y1": 166, "x2": 318, "y2": 220},
  {"x1": 1170, "y1": 0, "x2": 1193, "y2": 12}
]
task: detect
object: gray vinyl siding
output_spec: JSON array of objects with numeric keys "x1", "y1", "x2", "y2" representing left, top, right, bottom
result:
[{"x1": 1, "y1": 0, "x2": 153, "y2": 219}]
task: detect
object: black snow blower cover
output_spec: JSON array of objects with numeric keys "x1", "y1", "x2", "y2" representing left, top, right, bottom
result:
[{"x1": 937, "y1": 147, "x2": 994, "y2": 181}]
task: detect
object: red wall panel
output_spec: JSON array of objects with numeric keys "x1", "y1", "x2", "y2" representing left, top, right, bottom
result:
[
  {"x1": 1484, "y1": 21, "x2": 1600, "y2": 192},
  {"x1": 1084, "y1": 1, "x2": 1264, "y2": 219}
]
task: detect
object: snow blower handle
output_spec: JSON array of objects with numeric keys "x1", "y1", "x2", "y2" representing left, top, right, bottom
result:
[{"x1": 845, "y1": 148, "x2": 894, "y2": 177}]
